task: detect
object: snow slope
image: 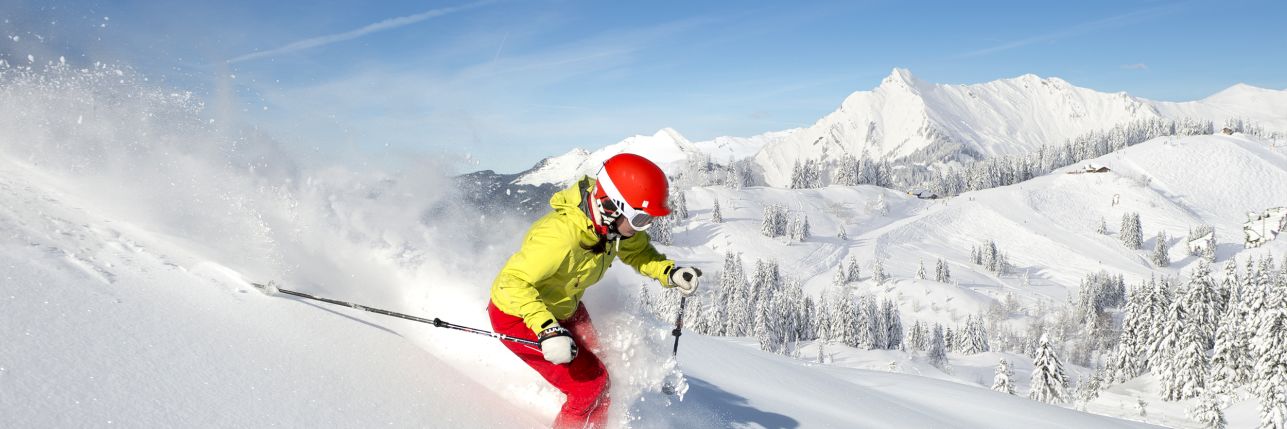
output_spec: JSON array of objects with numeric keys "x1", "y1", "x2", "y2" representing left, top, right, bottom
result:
[
  {"x1": 0, "y1": 158, "x2": 538, "y2": 428},
  {"x1": 0, "y1": 64, "x2": 1170, "y2": 428},
  {"x1": 0, "y1": 151, "x2": 1165, "y2": 428}
]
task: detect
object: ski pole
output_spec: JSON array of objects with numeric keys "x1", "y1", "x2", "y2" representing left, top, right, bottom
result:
[
  {"x1": 670, "y1": 296, "x2": 688, "y2": 357},
  {"x1": 251, "y1": 282, "x2": 539, "y2": 347},
  {"x1": 661, "y1": 295, "x2": 689, "y2": 395}
]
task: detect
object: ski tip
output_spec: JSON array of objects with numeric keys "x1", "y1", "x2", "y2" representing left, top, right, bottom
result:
[{"x1": 250, "y1": 281, "x2": 280, "y2": 296}]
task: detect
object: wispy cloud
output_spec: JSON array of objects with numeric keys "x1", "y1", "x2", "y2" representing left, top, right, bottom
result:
[
  {"x1": 953, "y1": 3, "x2": 1185, "y2": 59},
  {"x1": 1121, "y1": 63, "x2": 1149, "y2": 70},
  {"x1": 227, "y1": 1, "x2": 494, "y2": 64}
]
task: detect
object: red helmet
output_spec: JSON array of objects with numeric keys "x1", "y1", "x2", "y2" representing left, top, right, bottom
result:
[{"x1": 592, "y1": 153, "x2": 670, "y2": 232}]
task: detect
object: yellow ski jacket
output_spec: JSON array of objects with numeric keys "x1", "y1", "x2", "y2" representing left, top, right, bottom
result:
[{"x1": 490, "y1": 176, "x2": 675, "y2": 334}]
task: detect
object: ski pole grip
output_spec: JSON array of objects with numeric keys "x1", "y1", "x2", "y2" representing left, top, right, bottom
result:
[{"x1": 432, "y1": 318, "x2": 446, "y2": 328}]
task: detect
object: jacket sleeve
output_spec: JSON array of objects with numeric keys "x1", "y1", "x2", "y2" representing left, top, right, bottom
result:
[
  {"x1": 494, "y1": 219, "x2": 573, "y2": 334},
  {"x1": 616, "y1": 231, "x2": 676, "y2": 287}
]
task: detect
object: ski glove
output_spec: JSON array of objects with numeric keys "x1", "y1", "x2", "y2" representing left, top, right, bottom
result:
[
  {"x1": 537, "y1": 324, "x2": 577, "y2": 365},
  {"x1": 669, "y1": 266, "x2": 703, "y2": 296}
]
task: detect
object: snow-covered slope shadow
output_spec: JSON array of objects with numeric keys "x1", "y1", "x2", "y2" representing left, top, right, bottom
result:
[{"x1": 631, "y1": 336, "x2": 1160, "y2": 428}]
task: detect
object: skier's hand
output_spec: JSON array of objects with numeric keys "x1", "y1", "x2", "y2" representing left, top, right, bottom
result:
[
  {"x1": 537, "y1": 325, "x2": 577, "y2": 365},
  {"x1": 670, "y1": 266, "x2": 702, "y2": 296}
]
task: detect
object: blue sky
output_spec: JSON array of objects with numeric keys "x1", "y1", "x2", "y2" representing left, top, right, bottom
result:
[{"x1": 3, "y1": 0, "x2": 1285, "y2": 173}]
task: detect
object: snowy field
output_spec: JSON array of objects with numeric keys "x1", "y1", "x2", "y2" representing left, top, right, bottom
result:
[{"x1": 4, "y1": 63, "x2": 1286, "y2": 428}]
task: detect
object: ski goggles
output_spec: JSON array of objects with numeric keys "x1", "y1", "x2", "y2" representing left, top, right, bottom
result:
[
  {"x1": 597, "y1": 169, "x2": 657, "y2": 231},
  {"x1": 601, "y1": 197, "x2": 655, "y2": 231}
]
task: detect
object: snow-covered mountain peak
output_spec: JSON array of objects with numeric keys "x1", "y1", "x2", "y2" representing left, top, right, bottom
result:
[
  {"x1": 1201, "y1": 82, "x2": 1285, "y2": 104},
  {"x1": 878, "y1": 67, "x2": 924, "y2": 92},
  {"x1": 654, "y1": 127, "x2": 692, "y2": 146},
  {"x1": 511, "y1": 128, "x2": 700, "y2": 186},
  {"x1": 509, "y1": 69, "x2": 1287, "y2": 188}
]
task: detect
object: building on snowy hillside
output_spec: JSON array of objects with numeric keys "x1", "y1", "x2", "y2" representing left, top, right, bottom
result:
[
  {"x1": 1244, "y1": 207, "x2": 1287, "y2": 248},
  {"x1": 1067, "y1": 164, "x2": 1111, "y2": 174},
  {"x1": 908, "y1": 189, "x2": 939, "y2": 199}
]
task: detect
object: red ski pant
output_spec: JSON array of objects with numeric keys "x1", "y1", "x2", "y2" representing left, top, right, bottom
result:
[{"x1": 488, "y1": 301, "x2": 611, "y2": 429}]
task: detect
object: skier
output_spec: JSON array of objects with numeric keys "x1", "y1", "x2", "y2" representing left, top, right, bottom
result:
[{"x1": 488, "y1": 153, "x2": 702, "y2": 429}]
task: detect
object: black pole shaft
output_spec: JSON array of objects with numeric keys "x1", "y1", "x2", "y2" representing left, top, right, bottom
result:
[
  {"x1": 670, "y1": 296, "x2": 688, "y2": 357},
  {"x1": 263, "y1": 284, "x2": 539, "y2": 347}
]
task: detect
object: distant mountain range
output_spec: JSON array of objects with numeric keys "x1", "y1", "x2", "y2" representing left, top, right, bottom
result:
[{"x1": 459, "y1": 68, "x2": 1287, "y2": 209}]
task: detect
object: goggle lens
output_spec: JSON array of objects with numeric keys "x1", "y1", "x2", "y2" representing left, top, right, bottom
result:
[{"x1": 604, "y1": 198, "x2": 654, "y2": 230}]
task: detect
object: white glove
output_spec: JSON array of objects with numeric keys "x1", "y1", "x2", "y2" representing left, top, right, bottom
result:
[
  {"x1": 537, "y1": 325, "x2": 577, "y2": 365},
  {"x1": 670, "y1": 266, "x2": 702, "y2": 296}
]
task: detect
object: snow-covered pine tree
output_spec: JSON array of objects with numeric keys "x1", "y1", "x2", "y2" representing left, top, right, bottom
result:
[
  {"x1": 800, "y1": 296, "x2": 817, "y2": 341},
  {"x1": 719, "y1": 252, "x2": 752, "y2": 336},
  {"x1": 780, "y1": 279, "x2": 806, "y2": 356},
  {"x1": 760, "y1": 204, "x2": 787, "y2": 238},
  {"x1": 1097, "y1": 217, "x2": 1109, "y2": 235},
  {"x1": 754, "y1": 293, "x2": 785, "y2": 354},
  {"x1": 833, "y1": 154, "x2": 859, "y2": 186},
  {"x1": 916, "y1": 260, "x2": 926, "y2": 280},
  {"x1": 943, "y1": 326, "x2": 956, "y2": 353},
  {"x1": 789, "y1": 159, "x2": 823, "y2": 189},
  {"x1": 787, "y1": 215, "x2": 801, "y2": 241},
  {"x1": 884, "y1": 298, "x2": 903, "y2": 350},
  {"x1": 636, "y1": 282, "x2": 654, "y2": 315},
  {"x1": 711, "y1": 199, "x2": 723, "y2": 223},
  {"x1": 789, "y1": 160, "x2": 805, "y2": 189},
  {"x1": 874, "y1": 193, "x2": 889, "y2": 216},
  {"x1": 1252, "y1": 275, "x2": 1287, "y2": 428},
  {"x1": 934, "y1": 259, "x2": 945, "y2": 282},
  {"x1": 1187, "y1": 225, "x2": 1215, "y2": 257},
  {"x1": 983, "y1": 240, "x2": 999, "y2": 271},
  {"x1": 831, "y1": 266, "x2": 847, "y2": 292},
  {"x1": 650, "y1": 214, "x2": 674, "y2": 245},
  {"x1": 751, "y1": 259, "x2": 781, "y2": 305},
  {"x1": 962, "y1": 314, "x2": 989, "y2": 354},
  {"x1": 1188, "y1": 391, "x2": 1227, "y2": 429},
  {"x1": 1149, "y1": 289, "x2": 1188, "y2": 375},
  {"x1": 837, "y1": 225, "x2": 847, "y2": 240},
  {"x1": 906, "y1": 320, "x2": 926, "y2": 352},
  {"x1": 801, "y1": 215, "x2": 810, "y2": 241},
  {"x1": 852, "y1": 295, "x2": 873, "y2": 348},
  {"x1": 685, "y1": 295, "x2": 708, "y2": 335},
  {"x1": 996, "y1": 253, "x2": 1012, "y2": 276},
  {"x1": 846, "y1": 256, "x2": 861, "y2": 282},
  {"x1": 1180, "y1": 261, "x2": 1221, "y2": 349},
  {"x1": 789, "y1": 213, "x2": 811, "y2": 242},
  {"x1": 1152, "y1": 230, "x2": 1170, "y2": 267},
  {"x1": 992, "y1": 358, "x2": 1016, "y2": 395},
  {"x1": 928, "y1": 323, "x2": 948, "y2": 369},
  {"x1": 867, "y1": 296, "x2": 887, "y2": 349},
  {"x1": 959, "y1": 315, "x2": 978, "y2": 354},
  {"x1": 830, "y1": 290, "x2": 858, "y2": 347},
  {"x1": 1077, "y1": 368, "x2": 1105, "y2": 404},
  {"x1": 1030, "y1": 334, "x2": 1069, "y2": 404},
  {"x1": 1140, "y1": 276, "x2": 1175, "y2": 370},
  {"x1": 1121, "y1": 212, "x2": 1143, "y2": 249},
  {"x1": 1210, "y1": 285, "x2": 1251, "y2": 394},
  {"x1": 872, "y1": 260, "x2": 888, "y2": 285},
  {"x1": 700, "y1": 296, "x2": 727, "y2": 336},
  {"x1": 671, "y1": 188, "x2": 689, "y2": 219},
  {"x1": 1159, "y1": 321, "x2": 1209, "y2": 401},
  {"x1": 816, "y1": 285, "x2": 835, "y2": 342}
]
